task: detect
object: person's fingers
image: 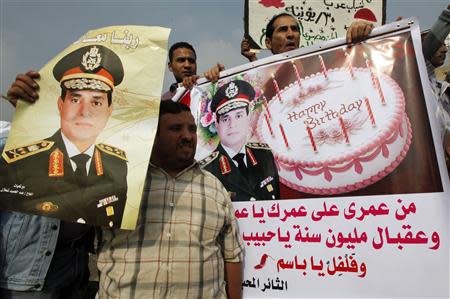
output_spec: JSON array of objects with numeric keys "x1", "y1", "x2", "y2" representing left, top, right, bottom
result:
[
  {"x1": 346, "y1": 24, "x2": 353, "y2": 43},
  {"x1": 7, "y1": 77, "x2": 39, "y2": 102},
  {"x1": 204, "y1": 70, "x2": 214, "y2": 82},
  {"x1": 182, "y1": 75, "x2": 199, "y2": 89},
  {"x1": 7, "y1": 85, "x2": 36, "y2": 103},
  {"x1": 217, "y1": 63, "x2": 225, "y2": 72},
  {"x1": 25, "y1": 70, "x2": 41, "y2": 81},
  {"x1": 14, "y1": 71, "x2": 41, "y2": 92},
  {"x1": 357, "y1": 23, "x2": 366, "y2": 40},
  {"x1": 348, "y1": 24, "x2": 357, "y2": 44},
  {"x1": 182, "y1": 77, "x2": 192, "y2": 89},
  {"x1": 363, "y1": 24, "x2": 373, "y2": 39}
]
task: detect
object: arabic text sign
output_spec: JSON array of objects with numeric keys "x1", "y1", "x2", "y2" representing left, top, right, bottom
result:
[
  {"x1": 181, "y1": 19, "x2": 449, "y2": 297},
  {"x1": 0, "y1": 26, "x2": 169, "y2": 229},
  {"x1": 245, "y1": 0, "x2": 385, "y2": 49}
]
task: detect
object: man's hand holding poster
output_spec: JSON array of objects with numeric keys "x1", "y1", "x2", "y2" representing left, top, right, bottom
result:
[
  {"x1": 0, "y1": 26, "x2": 169, "y2": 230},
  {"x1": 177, "y1": 19, "x2": 450, "y2": 297}
]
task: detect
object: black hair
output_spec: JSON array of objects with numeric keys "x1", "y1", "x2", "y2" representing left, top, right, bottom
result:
[
  {"x1": 159, "y1": 100, "x2": 191, "y2": 116},
  {"x1": 168, "y1": 42, "x2": 197, "y2": 62},
  {"x1": 60, "y1": 86, "x2": 112, "y2": 106},
  {"x1": 265, "y1": 13, "x2": 299, "y2": 40}
]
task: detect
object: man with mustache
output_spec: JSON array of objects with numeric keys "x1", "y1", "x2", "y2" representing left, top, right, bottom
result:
[
  {"x1": 96, "y1": 100, "x2": 244, "y2": 298},
  {"x1": 200, "y1": 80, "x2": 280, "y2": 201},
  {"x1": 1, "y1": 45, "x2": 128, "y2": 228},
  {"x1": 241, "y1": 13, "x2": 374, "y2": 60}
]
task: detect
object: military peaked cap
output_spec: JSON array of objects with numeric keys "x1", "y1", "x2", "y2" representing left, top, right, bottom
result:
[
  {"x1": 210, "y1": 80, "x2": 255, "y2": 116},
  {"x1": 53, "y1": 45, "x2": 124, "y2": 92}
]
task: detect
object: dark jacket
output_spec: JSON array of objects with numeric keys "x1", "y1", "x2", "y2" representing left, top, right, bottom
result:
[
  {"x1": 0, "y1": 130, "x2": 128, "y2": 227},
  {"x1": 200, "y1": 142, "x2": 280, "y2": 201}
]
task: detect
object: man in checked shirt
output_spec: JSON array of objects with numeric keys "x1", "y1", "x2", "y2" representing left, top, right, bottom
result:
[{"x1": 96, "y1": 100, "x2": 244, "y2": 298}]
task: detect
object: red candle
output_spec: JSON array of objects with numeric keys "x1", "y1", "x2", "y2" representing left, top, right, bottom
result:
[
  {"x1": 306, "y1": 126, "x2": 318, "y2": 152},
  {"x1": 345, "y1": 52, "x2": 355, "y2": 79},
  {"x1": 271, "y1": 74, "x2": 283, "y2": 103},
  {"x1": 374, "y1": 77, "x2": 386, "y2": 105},
  {"x1": 364, "y1": 53, "x2": 376, "y2": 83},
  {"x1": 364, "y1": 97, "x2": 376, "y2": 126},
  {"x1": 338, "y1": 116, "x2": 350, "y2": 144},
  {"x1": 279, "y1": 123, "x2": 289, "y2": 148},
  {"x1": 291, "y1": 60, "x2": 302, "y2": 87},
  {"x1": 265, "y1": 113, "x2": 274, "y2": 136},
  {"x1": 319, "y1": 55, "x2": 328, "y2": 79},
  {"x1": 262, "y1": 94, "x2": 271, "y2": 119}
]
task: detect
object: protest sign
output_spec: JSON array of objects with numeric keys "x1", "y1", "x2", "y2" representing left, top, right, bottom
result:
[
  {"x1": 177, "y1": 19, "x2": 449, "y2": 297},
  {"x1": 245, "y1": 0, "x2": 385, "y2": 49},
  {"x1": 0, "y1": 26, "x2": 169, "y2": 229}
]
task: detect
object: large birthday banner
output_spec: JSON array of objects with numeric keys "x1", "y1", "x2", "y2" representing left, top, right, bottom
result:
[
  {"x1": 178, "y1": 19, "x2": 449, "y2": 297},
  {"x1": 245, "y1": 0, "x2": 386, "y2": 49}
]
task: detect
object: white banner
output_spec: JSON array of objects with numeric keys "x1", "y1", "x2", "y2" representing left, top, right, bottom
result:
[{"x1": 177, "y1": 19, "x2": 449, "y2": 297}]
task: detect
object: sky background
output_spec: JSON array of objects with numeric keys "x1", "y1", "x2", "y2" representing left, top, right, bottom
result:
[{"x1": 1, "y1": 0, "x2": 449, "y2": 121}]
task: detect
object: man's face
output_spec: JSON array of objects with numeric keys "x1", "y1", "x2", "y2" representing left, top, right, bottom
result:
[
  {"x1": 431, "y1": 44, "x2": 448, "y2": 68},
  {"x1": 154, "y1": 111, "x2": 197, "y2": 171},
  {"x1": 58, "y1": 89, "x2": 112, "y2": 146},
  {"x1": 168, "y1": 48, "x2": 197, "y2": 83},
  {"x1": 216, "y1": 107, "x2": 250, "y2": 152},
  {"x1": 265, "y1": 15, "x2": 300, "y2": 55}
]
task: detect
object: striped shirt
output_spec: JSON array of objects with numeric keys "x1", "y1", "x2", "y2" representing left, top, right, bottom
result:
[{"x1": 97, "y1": 162, "x2": 244, "y2": 299}]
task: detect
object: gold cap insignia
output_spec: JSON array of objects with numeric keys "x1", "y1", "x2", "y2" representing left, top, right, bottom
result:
[
  {"x1": 36, "y1": 201, "x2": 59, "y2": 213},
  {"x1": 82, "y1": 46, "x2": 102, "y2": 71}
]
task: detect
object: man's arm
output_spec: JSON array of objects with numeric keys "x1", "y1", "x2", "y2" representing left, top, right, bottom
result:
[
  {"x1": 423, "y1": 4, "x2": 450, "y2": 61},
  {"x1": 241, "y1": 36, "x2": 258, "y2": 62},
  {"x1": 225, "y1": 261, "x2": 242, "y2": 299},
  {"x1": 182, "y1": 63, "x2": 225, "y2": 89}
]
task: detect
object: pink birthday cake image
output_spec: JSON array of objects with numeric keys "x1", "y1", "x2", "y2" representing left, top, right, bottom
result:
[{"x1": 256, "y1": 55, "x2": 412, "y2": 195}]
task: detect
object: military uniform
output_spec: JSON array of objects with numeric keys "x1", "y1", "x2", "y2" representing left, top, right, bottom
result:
[
  {"x1": 0, "y1": 130, "x2": 127, "y2": 227},
  {"x1": 0, "y1": 44, "x2": 128, "y2": 228},
  {"x1": 199, "y1": 79, "x2": 280, "y2": 201},
  {"x1": 200, "y1": 142, "x2": 279, "y2": 201}
]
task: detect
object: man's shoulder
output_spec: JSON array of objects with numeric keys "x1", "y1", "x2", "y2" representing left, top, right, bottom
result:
[
  {"x1": 2, "y1": 139, "x2": 55, "y2": 164},
  {"x1": 198, "y1": 151, "x2": 220, "y2": 168},
  {"x1": 246, "y1": 142, "x2": 271, "y2": 150},
  {"x1": 96, "y1": 143, "x2": 128, "y2": 162}
]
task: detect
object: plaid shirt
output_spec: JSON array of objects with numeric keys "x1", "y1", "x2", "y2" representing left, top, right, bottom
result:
[{"x1": 97, "y1": 162, "x2": 244, "y2": 299}]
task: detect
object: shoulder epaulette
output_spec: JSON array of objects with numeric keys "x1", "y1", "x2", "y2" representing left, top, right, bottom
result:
[
  {"x1": 198, "y1": 151, "x2": 219, "y2": 167},
  {"x1": 97, "y1": 143, "x2": 127, "y2": 161},
  {"x1": 2, "y1": 140, "x2": 55, "y2": 163},
  {"x1": 246, "y1": 142, "x2": 271, "y2": 150}
]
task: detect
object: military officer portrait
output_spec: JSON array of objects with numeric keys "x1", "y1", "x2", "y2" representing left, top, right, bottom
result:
[
  {"x1": 199, "y1": 80, "x2": 280, "y2": 201},
  {"x1": 0, "y1": 45, "x2": 128, "y2": 228}
]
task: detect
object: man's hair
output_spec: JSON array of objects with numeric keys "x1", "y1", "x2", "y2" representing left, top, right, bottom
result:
[
  {"x1": 159, "y1": 100, "x2": 191, "y2": 116},
  {"x1": 60, "y1": 86, "x2": 112, "y2": 106},
  {"x1": 156, "y1": 100, "x2": 192, "y2": 134},
  {"x1": 168, "y1": 42, "x2": 197, "y2": 62},
  {"x1": 265, "y1": 13, "x2": 298, "y2": 40}
]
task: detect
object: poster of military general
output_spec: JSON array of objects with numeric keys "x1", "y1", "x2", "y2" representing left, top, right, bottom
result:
[
  {"x1": 175, "y1": 19, "x2": 449, "y2": 298},
  {"x1": 0, "y1": 26, "x2": 169, "y2": 230}
]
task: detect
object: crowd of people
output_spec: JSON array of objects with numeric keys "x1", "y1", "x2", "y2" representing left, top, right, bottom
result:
[{"x1": 0, "y1": 5, "x2": 449, "y2": 299}]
